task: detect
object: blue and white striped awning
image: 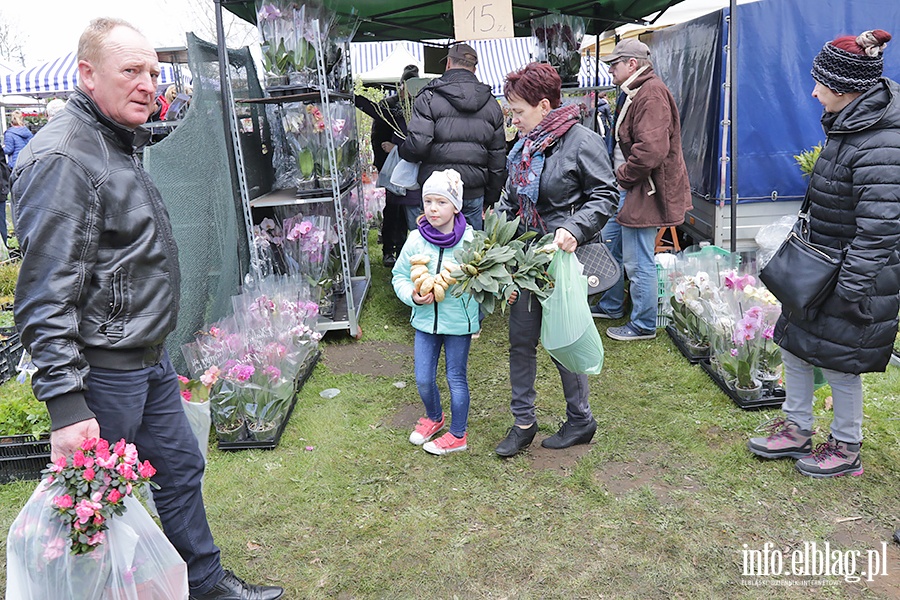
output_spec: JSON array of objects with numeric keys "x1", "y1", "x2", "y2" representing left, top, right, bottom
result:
[
  {"x1": 0, "y1": 52, "x2": 181, "y2": 98},
  {"x1": 351, "y1": 37, "x2": 612, "y2": 96}
]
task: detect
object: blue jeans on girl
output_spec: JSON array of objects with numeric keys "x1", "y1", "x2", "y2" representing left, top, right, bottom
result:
[{"x1": 414, "y1": 329, "x2": 472, "y2": 437}]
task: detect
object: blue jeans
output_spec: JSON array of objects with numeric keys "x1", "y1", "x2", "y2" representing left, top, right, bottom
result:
[
  {"x1": 596, "y1": 190, "x2": 658, "y2": 333},
  {"x1": 462, "y1": 195, "x2": 484, "y2": 230},
  {"x1": 85, "y1": 352, "x2": 224, "y2": 594},
  {"x1": 414, "y1": 329, "x2": 472, "y2": 437}
]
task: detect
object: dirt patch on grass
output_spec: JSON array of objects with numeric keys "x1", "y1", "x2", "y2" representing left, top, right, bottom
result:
[
  {"x1": 323, "y1": 341, "x2": 413, "y2": 378},
  {"x1": 828, "y1": 520, "x2": 900, "y2": 597},
  {"x1": 591, "y1": 451, "x2": 699, "y2": 502},
  {"x1": 390, "y1": 403, "x2": 422, "y2": 429},
  {"x1": 528, "y1": 436, "x2": 594, "y2": 474}
]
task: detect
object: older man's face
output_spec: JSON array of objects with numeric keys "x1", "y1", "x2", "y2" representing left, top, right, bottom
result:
[{"x1": 79, "y1": 26, "x2": 160, "y2": 129}]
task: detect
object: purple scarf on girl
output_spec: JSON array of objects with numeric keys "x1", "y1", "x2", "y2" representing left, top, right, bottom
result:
[{"x1": 418, "y1": 212, "x2": 467, "y2": 248}]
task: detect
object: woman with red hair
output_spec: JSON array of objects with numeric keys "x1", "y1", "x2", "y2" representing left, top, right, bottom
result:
[
  {"x1": 749, "y1": 30, "x2": 900, "y2": 478},
  {"x1": 493, "y1": 62, "x2": 618, "y2": 457}
]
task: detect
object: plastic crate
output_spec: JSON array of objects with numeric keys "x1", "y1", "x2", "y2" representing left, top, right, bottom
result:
[
  {"x1": 656, "y1": 262, "x2": 674, "y2": 329},
  {"x1": 0, "y1": 333, "x2": 25, "y2": 385},
  {"x1": 0, "y1": 434, "x2": 51, "y2": 484}
]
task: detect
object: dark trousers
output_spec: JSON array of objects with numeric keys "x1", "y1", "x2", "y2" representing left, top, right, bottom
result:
[
  {"x1": 84, "y1": 351, "x2": 224, "y2": 594},
  {"x1": 508, "y1": 289, "x2": 592, "y2": 426},
  {"x1": 382, "y1": 200, "x2": 408, "y2": 257}
]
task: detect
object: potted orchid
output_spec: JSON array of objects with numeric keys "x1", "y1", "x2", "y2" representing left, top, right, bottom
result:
[{"x1": 669, "y1": 271, "x2": 716, "y2": 355}]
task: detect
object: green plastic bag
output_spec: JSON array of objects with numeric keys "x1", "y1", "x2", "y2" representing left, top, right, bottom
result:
[{"x1": 539, "y1": 250, "x2": 604, "y2": 374}]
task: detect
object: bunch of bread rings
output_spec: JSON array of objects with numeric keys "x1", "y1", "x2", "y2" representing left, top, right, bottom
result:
[{"x1": 408, "y1": 254, "x2": 457, "y2": 303}]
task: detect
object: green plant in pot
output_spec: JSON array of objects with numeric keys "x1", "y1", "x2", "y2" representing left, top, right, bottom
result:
[{"x1": 209, "y1": 380, "x2": 245, "y2": 442}]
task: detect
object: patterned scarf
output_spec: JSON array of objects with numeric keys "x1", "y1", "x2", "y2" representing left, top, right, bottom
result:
[{"x1": 506, "y1": 103, "x2": 580, "y2": 229}]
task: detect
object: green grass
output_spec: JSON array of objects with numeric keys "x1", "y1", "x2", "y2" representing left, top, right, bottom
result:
[{"x1": 1, "y1": 236, "x2": 898, "y2": 598}]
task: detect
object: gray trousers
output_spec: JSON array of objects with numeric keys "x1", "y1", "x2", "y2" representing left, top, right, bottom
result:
[
  {"x1": 508, "y1": 289, "x2": 593, "y2": 426},
  {"x1": 781, "y1": 349, "x2": 863, "y2": 443}
]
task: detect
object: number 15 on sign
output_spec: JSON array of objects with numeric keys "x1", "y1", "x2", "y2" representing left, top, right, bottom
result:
[{"x1": 453, "y1": 0, "x2": 514, "y2": 40}]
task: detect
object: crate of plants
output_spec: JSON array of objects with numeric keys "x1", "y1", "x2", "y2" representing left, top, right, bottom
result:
[
  {"x1": 0, "y1": 435, "x2": 51, "y2": 484},
  {"x1": 0, "y1": 332, "x2": 25, "y2": 385},
  {"x1": 699, "y1": 359, "x2": 785, "y2": 410}
]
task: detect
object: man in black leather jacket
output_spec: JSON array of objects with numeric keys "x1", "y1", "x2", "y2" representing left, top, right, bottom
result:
[
  {"x1": 398, "y1": 42, "x2": 506, "y2": 229},
  {"x1": 10, "y1": 18, "x2": 282, "y2": 600}
]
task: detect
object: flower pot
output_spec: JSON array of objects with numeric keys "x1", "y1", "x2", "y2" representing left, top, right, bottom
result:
[
  {"x1": 730, "y1": 379, "x2": 763, "y2": 403},
  {"x1": 248, "y1": 420, "x2": 279, "y2": 442},
  {"x1": 757, "y1": 371, "x2": 781, "y2": 395},
  {"x1": 215, "y1": 420, "x2": 246, "y2": 443}
]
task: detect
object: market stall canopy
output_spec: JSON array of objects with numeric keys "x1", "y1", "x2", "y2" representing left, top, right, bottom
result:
[
  {"x1": 223, "y1": 0, "x2": 688, "y2": 40},
  {"x1": 0, "y1": 94, "x2": 42, "y2": 107},
  {"x1": 352, "y1": 38, "x2": 612, "y2": 95},
  {"x1": 0, "y1": 52, "x2": 184, "y2": 98}
]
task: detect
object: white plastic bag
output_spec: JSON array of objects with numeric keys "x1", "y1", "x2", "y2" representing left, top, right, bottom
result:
[
  {"x1": 389, "y1": 158, "x2": 421, "y2": 190},
  {"x1": 6, "y1": 481, "x2": 189, "y2": 599},
  {"x1": 376, "y1": 146, "x2": 407, "y2": 196},
  {"x1": 755, "y1": 215, "x2": 796, "y2": 268}
]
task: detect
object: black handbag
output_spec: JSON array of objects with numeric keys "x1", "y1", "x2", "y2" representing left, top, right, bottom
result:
[
  {"x1": 575, "y1": 242, "x2": 622, "y2": 295},
  {"x1": 758, "y1": 192, "x2": 844, "y2": 321}
]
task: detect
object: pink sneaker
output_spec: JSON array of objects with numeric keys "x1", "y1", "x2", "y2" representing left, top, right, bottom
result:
[
  {"x1": 747, "y1": 417, "x2": 813, "y2": 459},
  {"x1": 409, "y1": 414, "x2": 445, "y2": 445},
  {"x1": 795, "y1": 436, "x2": 863, "y2": 478},
  {"x1": 423, "y1": 432, "x2": 467, "y2": 455}
]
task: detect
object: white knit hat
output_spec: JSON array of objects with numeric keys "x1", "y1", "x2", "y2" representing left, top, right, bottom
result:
[{"x1": 421, "y1": 169, "x2": 464, "y2": 211}]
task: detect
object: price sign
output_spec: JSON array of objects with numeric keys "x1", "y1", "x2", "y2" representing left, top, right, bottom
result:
[{"x1": 453, "y1": 0, "x2": 514, "y2": 40}]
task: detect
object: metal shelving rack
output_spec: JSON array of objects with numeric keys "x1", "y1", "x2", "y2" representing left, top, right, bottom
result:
[{"x1": 214, "y1": 0, "x2": 370, "y2": 338}]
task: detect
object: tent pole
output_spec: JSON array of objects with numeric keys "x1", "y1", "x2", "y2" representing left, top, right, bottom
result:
[{"x1": 729, "y1": 0, "x2": 738, "y2": 252}]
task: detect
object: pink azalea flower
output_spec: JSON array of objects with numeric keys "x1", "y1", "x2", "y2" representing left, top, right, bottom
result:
[
  {"x1": 75, "y1": 499, "x2": 101, "y2": 524},
  {"x1": 181, "y1": 389, "x2": 193, "y2": 402},
  {"x1": 178, "y1": 375, "x2": 190, "y2": 384},
  {"x1": 123, "y1": 443, "x2": 139, "y2": 466},
  {"x1": 137, "y1": 460, "x2": 157, "y2": 479},
  {"x1": 54, "y1": 494, "x2": 74, "y2": 510},
  {"x1": 114, "y1": 439, "x2": 127, "y2": 457},
  {"x1": 80, "y1": 438, "x2": 98, "y2": 452},
  {"x1": 87, "y1": 531, "x2": 106, "y2": 546},
  {"x1": 107, "y1": 489, "x2": 123, "y2": 504},
  {"x1": 72, "y1": 450, "x2": 88, "y2": 468},
  {"x1": 50, "y1": 456, "x2": 68, "y2": 474},
  {"x1": 83, "y1": 467, "x2": 95, "y2": 481},
  {"x1": 117, "y1": 463, "x2": 138, "y2": 481},
  {"x1": 95, "y1": 439, "x2": 110, "y2": 459},
  {"x1": 42, "y1": 537, "x2": 66, "y2": 561}
]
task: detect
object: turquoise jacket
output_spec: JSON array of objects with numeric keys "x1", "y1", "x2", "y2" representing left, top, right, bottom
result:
[{"x1": 392, "y1": 228, "x2": 480, "y2": 336}]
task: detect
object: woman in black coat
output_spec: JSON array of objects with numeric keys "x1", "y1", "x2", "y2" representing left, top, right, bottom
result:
[{"x1": 748, "y1": 30, "x2": 900, "y2": 478}]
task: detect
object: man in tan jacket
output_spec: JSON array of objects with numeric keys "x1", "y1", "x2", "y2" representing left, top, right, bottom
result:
[{"x1": 593, "y1": 39, "x2": 692, "y2": 340}]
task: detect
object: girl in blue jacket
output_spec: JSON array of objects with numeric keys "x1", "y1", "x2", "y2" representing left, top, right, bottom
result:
[{"x1": 392, "y1": 169, "x2": 480, "y2": 455}]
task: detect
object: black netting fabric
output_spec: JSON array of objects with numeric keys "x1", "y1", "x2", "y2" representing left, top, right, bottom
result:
[{"x1": 144, "y1": 33, "x2": 271, "y2": 373}]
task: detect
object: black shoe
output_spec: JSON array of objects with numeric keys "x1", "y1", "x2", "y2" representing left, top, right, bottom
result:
[
  {"x1": 190, "y1": 570, "x2": 284, "y2": 600},
  {"x1": 383, "y1": 253, "x2": 396, "y2": 267},
  {"x1": 541, "y1": 419, "x2": 597, "y2": 449},
  {"x1": 495, "y1": 423, "x2": 537, "y2": 457}
]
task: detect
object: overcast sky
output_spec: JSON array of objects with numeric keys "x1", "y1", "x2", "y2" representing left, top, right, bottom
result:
[
  {"x1": 2, "y1": 0, "x2": 746, "y2": 67},
  {"x1": 2, "y1": 0, "x2": 256, "y2": 65}
]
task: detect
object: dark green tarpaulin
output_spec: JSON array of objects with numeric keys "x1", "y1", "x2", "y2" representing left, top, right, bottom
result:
[{"x1": 222, "y1": 0, "x2": 686, "y2": 40}]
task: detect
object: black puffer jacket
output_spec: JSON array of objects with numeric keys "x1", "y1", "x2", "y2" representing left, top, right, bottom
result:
[
  {"x1": 775, "y1": 78, "x2": 900, "y2": 374},
  {"x1": 11, "y1": 90, "x2": 181, "y2": 429},
  {"x1": 497, "y1": 124, "x2": 618, "y2": 243},
  {"x1": 398, "y1": 69, "x2": 506, "y2": 205}
]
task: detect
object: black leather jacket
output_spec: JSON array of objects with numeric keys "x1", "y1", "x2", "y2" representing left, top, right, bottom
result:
[
  {"x1": 498, "y1": 124, "x2": 618, "y2": 243},
  {"x1": 11, "y1": 90, "x2": 181, "y2": 429}
]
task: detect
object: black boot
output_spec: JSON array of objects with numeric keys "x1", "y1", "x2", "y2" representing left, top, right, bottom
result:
[
  {"x1": 190, "y1": 571, "x2": 284, "y2": 600},
  {"x1": 495, "y1": 423, "x2": 537, "y2": 457},
  {"x1": 541, "y1": 419, "x2": 596, "y2": 449},
  {"x1": 894, "y1": 530, "x2": 900, "y2": 545}
]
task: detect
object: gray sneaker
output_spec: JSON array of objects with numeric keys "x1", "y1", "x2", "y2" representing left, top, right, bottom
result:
[
  {"x1": 748, "y1": 417, "x2": 813, "y2": 459},
  {"x1": 795, "y1": 436, "x2": 863, "y2": 478},
  {"x1": 606, "y1": 323, "x2": 656, "y2": 341}
]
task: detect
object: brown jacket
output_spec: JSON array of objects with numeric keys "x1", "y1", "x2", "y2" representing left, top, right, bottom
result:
[{"x1": 615, "y1": 68, "x2": 692, "y2": 228}]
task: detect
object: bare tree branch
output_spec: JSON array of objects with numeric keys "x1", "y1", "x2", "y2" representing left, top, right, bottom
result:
[{"x1": 0, "y1": 11, "x2": 27, "y2": 66}]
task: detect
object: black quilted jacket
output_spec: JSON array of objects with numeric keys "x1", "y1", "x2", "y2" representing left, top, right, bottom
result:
[{"x1": 775, "y1": 78, "x2": 900, "y2": 374}]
